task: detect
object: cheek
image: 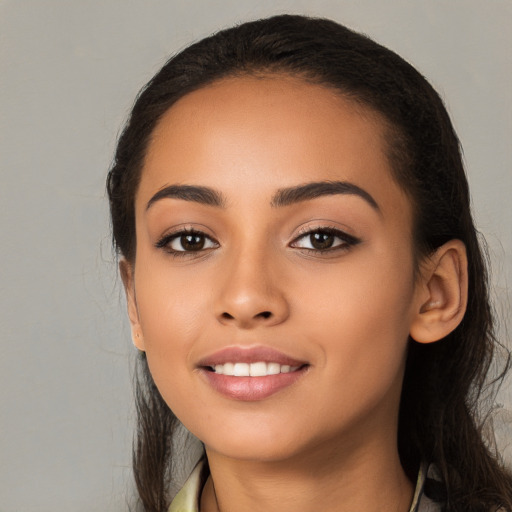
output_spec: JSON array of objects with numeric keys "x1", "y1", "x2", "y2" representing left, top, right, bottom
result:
[
  {"x1": 134, "y1": 263, "x2": 212, "y2": 386},
  {"x1": 136, "y1": 257, "x2": 210, "y2": 330},
  {"x1": 302, "y1": 248, "x2": 415, "y2": 375}
]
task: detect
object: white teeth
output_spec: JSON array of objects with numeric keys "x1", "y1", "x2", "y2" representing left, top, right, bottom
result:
[
  {"x1": 267, "y1": 362, "x2": 280, "y2": 375},
  {"x1": 249, "y1": 362, "x2": 267, "y2": 376},
  {"x1": 211, "y1": 361, "x2": 301, "y2": 376},
  {"x1": 233, "y1": 363, "x2": 250, "y2": 376}
]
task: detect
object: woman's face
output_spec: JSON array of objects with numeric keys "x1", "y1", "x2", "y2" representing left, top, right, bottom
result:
[{"x1": 124, "y1": 75, "x2": 424, "y2": 462}]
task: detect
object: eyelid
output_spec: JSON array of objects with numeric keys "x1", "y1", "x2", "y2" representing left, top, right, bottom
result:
[{"x1": 155, "y1": 223, "x2": 217, "y2": 245}]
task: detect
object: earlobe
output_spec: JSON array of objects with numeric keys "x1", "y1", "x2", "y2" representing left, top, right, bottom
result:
[
  {"x1": 409, "y1": 240, "x2": 468, "y2": 344},
  {"x1": 119, "y1": 259, "x2": 145, "y2": 351}
]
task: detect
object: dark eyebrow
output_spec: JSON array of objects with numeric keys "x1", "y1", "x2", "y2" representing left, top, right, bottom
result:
[
  {"x1": 146, "y1": 184, "x2": 226, "y2": 210},
  {"x1": 271, "y1": 181, "x2": 380, "y2": 211}
]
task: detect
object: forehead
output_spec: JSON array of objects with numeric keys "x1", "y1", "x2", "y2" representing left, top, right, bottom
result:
[{"x1": 139, "y1": 75, "x2": 410, "y2": 218}]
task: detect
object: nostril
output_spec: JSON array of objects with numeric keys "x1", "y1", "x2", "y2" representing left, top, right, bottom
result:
[{"x1": 219, "y1": 310, "x2": 274, "y2": 323}]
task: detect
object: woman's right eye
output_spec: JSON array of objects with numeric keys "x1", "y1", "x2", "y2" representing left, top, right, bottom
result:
[{"x1": 156, "y1": 230, "x2": 219, "y2": 256}]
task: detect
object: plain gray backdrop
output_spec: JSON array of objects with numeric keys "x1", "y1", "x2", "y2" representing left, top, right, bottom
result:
[{"x1": 1, "y1": 1, "x2": 511, "y2": 510}]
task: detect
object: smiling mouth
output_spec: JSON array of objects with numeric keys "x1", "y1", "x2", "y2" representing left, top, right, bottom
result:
[
  {"x1": 206, "y1": 362, "x2": 305, "y2": 376},
  {"x1": 198, "y1": 346, "x2": 309, "y2": 399},
  {"x1": 200, "y1": 362, "x2": 309, "y2": 401}
]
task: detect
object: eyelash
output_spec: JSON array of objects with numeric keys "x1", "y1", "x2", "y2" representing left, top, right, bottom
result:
[{"x1": 155, "y1": 226, "x2": 360, "y2": 258}]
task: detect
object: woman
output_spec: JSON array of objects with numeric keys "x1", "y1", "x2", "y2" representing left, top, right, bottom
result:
[{"x1": 107, "y1": 15, "x2": 512, "y2": 512}]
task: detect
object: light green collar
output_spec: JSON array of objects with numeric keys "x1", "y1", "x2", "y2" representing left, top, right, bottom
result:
[{"x1": 168, "y1": 460, "x2": 205, "y2": 512}]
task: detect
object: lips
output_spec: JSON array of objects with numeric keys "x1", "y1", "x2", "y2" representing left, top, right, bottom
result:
[{"x1": 197, "y1": 346, "x2": 309, "y2": 401}]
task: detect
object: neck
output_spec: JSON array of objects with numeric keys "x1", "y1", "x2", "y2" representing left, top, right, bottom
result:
[{"x1": 200, "y1": 432, "x2": 414, "y2": 512}]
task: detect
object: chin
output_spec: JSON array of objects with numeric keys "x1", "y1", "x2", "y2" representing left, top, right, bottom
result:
[
  {"x1": 206, "y1": 439, "x2": 303, "y2": 463},
  {"x1": 198, "y1": 419, "x2": 306, "y2": 462}
]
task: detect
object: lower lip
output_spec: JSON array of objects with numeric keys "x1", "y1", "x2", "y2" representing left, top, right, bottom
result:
[{"x1": 200, "y1": 367, "x2": 308, "y2": 401}]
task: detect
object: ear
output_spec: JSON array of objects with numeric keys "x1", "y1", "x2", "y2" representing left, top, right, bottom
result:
[
  {"x1": 409, "y1": 240, "x2": 468, "y2": 344},
  {"x1": 119, "y1": 259, "x2": 145, "y2": 351}
]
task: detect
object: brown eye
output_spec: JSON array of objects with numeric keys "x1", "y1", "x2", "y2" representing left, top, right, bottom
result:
[
  {"x1": 290, "y1": 228, "x2": 360, "y2": 253},
  {"x1": 309, "y1": 232, "x2": 335, "y2": 250},
  {"x1": 179, "y1": 233, "x2": 206, "y2": 251},
  {"x1": 156, "y1": 229, "x2": 218, "y2": 254}
]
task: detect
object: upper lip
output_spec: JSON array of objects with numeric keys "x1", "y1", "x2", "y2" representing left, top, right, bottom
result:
[{"x1": 197, "y1": 346, "x2": 308, "y2": 368}]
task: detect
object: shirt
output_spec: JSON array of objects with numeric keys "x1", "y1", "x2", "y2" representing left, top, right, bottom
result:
[{"x1": 168, "y1": 459, "x2": 442, "y2": 512}]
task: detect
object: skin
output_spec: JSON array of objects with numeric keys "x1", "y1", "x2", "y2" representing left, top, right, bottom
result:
[{"x1": 122, "y1": 75, "x2": 468, "y2": 512}]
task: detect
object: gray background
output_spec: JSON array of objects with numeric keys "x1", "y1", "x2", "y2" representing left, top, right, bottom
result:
[{"x1": 1, "y1": 0, "x2": 511, "y2": 510}]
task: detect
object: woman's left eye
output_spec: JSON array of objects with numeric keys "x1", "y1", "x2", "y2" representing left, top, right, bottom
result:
[{"x1": 290, "y1": 228, "x2": 360, "y2": 252}]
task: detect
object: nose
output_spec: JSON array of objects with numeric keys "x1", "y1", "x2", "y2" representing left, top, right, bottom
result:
[{"x1": 215, "y1": 249, "x2": 290, "y2": 329}]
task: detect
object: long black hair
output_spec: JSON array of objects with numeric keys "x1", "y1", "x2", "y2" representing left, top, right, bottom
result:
[{"x1": 107, "y1": 15, "x2": 512, "y2": 511}]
